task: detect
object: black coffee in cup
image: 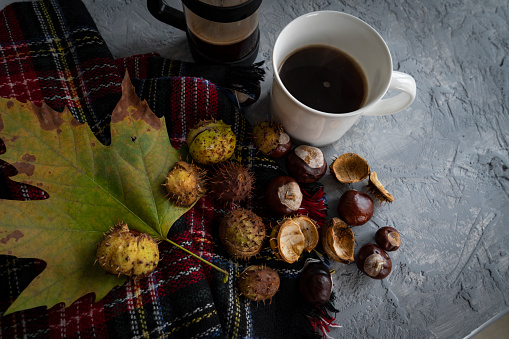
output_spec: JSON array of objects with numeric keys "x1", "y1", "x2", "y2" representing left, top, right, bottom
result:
[{"x1": 279, "y1": 44, "x2": 368, "y2": 113}]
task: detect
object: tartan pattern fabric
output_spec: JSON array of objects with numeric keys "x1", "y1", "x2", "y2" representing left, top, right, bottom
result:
[
  {"x1": 0, "y1": 0, "x2": 335, "y2": 338},
  {"x1": 114, "y1": 53, "x2": 265, "y2": 97},
  {"x1": 0, "y1": 0, "x2": 122, "y2": 144}
]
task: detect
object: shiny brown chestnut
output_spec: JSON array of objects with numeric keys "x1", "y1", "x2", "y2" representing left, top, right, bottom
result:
[
  {"x1": 337, "y1": 190, "x2": 374, "y2": 226},
  {"x1": 265, "y1": 176, "x2": 303, "y2": 215},
  {"x1": 299, "y1": 261, "x2": 333, "y2": 305},
  {"x1": 270, "y1": 132, "x2": 292, "y2": 158},
  {"x1": 286, "y1": 145, "x2": 327, "y2": 183},
  {"x1": 375, "y1": 227, "x2": 401, "y2": 251},
  {"x1": 356, "y1": 244, "x2": 392, "y2": 279}
]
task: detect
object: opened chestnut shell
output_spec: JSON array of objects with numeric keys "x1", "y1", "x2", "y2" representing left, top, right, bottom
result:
[
  {"x1": 366, "y1": 172, "x2": 394, "y2": 204},
  {"x1": 329, "y1": 153, "x2": 369, "y2": 183},
  {"x1": 321, "y1": 217, "x2": 355, "y2": 264},
  {"x1": 270, "y1": 215, "x2": 319, "y2": 264},
  {"x1": 299, "y1": 261, "x2": 333, "y2": 305},
  {"x1": 337, "y1": 190, "x2": 374, "y2": 226}
]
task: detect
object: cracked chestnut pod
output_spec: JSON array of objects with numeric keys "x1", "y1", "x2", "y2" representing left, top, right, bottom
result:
[
  {"x1": 375, "y1": 226, "x2": 401, "y2": 251},
  {"x1": 270, "y1": 215, "x2": 319, "y2": 263},
  {"x1": 366, "y1": 172, "x2": 394, "y2": 204},
  {"x1": 337, "y1": 190, "x2": 374, "y2": 226},
  {"x1": 265, "y1": 176, "x2": 303, "y2": 215},
  {"x1": 299, "y1": 261, "x2": 333, "y2": 305},
  {"x1": 321, "y1": 217, "x2": 355, "y2": 264},
  {"x1": 187, "y1": 120, "x2": 236, "y2": 165},
  {"x1": 286, "y1": 145, "x2": 327, "y2": 183},
  {"x1": 253, "y1": 120, "x2": 292, "y2": 158},
  {"x1": 356, "y1": 244, "x2": 392, "y2": 279},
  {"x1": 96, "y1": 223, "x2": 159, "y2": 279},
  {"x1": 329, "y1": 153, "x2": 369, "y2": 183}
]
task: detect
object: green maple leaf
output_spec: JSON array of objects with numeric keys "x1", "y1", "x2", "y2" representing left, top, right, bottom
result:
[{"x1": 0, "y1": 74, "x2": 193, "y2": 315}]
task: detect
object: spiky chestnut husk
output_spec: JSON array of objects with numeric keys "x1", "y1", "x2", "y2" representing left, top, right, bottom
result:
[
  {"x1": 96, "y1": 223, "x2": 159, "y2": 279},
  {"x1": 209, "y1": 161, "x2": 255, "y2": 204},
  {"x1": 187, "y1": 120, "x2": 236, "y2": 165},
  {"x1": 219, "y1": 208, "x2": 266, "y2": 260},
  {"x1": 252, "y1": 120, "x2": 291, "y2": 158},
  {"x1": 237, "y1": 265, "x2": 280, "y2": 303},
  {"x1": 164, "y1": 161, "x2": 206, "y2": 207},
  {"x1": 366, "y1": 172, "x2": 394, "y2": 204}
]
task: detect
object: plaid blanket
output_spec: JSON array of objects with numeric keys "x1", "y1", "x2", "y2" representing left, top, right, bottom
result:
[{"x1": 0, "y1": 0, "x2": 336, "y2": 338}]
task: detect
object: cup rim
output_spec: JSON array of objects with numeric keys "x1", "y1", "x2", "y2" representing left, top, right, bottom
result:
[{"x1": 272, "y1": 10, "x2": 392, "y2": 118}]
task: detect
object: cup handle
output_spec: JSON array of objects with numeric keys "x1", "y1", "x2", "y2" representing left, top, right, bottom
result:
[{"x1": 362, "y1": 71, "x2": 416, "y2": 116}]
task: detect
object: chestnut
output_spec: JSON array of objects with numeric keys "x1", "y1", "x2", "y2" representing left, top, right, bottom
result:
[
  {"x1": 265, "y1": 176, "x2": 303, "y2": 215},
  {"x1": 253, "y1": 121, "x2": 292, "y2": 158},
  {"x1": 286, "y1": 145, "x2": 327, "y2": 183},
  {"x1": 299, "y1": 261, "x2": 332, "y2": 305},
  {"x1": 375, "y1": 227, "x2": 401, "y2": 251},
  {"x1": 270, "y1": 132, "x2": 292, "y2": 158},
  {"x1": 337, "y1": 190, "x2": 374, "y2": 226},
  {"x1": 356, "y1": 244, "x2": 392, "y2": 279}
]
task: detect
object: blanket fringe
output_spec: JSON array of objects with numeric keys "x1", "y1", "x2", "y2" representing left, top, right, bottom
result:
[
  {"x1": 190, "y1": 61, "x2": 265, "y2": 95},
  {"x1": 307, "y1": 292, "x2": 341, "y2": 339},
  {"x1": 218, "y1": 61, "x2": 266, "y2": 94},
  {"x1": 300, "y1": 184, "x2": 328, "y2": 226}
]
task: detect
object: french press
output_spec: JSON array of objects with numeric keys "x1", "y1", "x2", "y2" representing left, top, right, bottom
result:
[{"x1": 148, "y1": 0, "x2": 262, "y2": 65}]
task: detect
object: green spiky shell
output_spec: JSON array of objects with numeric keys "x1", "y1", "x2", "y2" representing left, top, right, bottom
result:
[
  {"x1": 219, "y1": 208, "x2": 265, "y2": 260},
  {"x1": 96, "y1": 223, "x2": 159, "y2": 279},
  {"x1": 252, "y1": 120, "x2": 291, "y2": 158},
  {"x1": 253, "y1": 121, "x2": 279, "y2": 155},
  {"x1": 187, "y1": 120, "x2": 236, "y2": 165},
  {"x1": 164, "y1": 161, "x2": 206, "y2": 207},
  {"x1": 253, "y1": 121, "x2": 281, "y2": 155},
  {"x1": 237, "y1": 265, "x2": 280, "y2": 302},
  {"x1": 209, "y1": 161, "x2": 254, "y2": 204}
]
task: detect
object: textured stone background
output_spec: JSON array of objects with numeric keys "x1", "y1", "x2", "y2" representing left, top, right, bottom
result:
[{"x1": 3, "y1": 0, "x2": 508, "y2": 338}]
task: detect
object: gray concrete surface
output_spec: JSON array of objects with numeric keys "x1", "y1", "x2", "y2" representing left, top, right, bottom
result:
[{"x1": 3, "y1": 0, "x2": 508, "y2": 338}]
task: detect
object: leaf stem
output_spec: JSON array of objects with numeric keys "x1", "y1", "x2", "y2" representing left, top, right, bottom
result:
[{"x1": 162, "y1": 238, "x2": 229, "y2": 283}]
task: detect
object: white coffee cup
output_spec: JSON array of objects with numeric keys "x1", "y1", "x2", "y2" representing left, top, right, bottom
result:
[{"x1": 270, "y1": 11, "x2": 416, "y2": 146}]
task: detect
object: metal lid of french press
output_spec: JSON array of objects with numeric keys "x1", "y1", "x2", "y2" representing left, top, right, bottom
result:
[{"x1": 182, "y1": 0, "x2": 262, "y2": 23}]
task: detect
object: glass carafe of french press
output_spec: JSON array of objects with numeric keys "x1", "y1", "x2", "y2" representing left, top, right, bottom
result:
[{"x1": 148, "y1": 0, "x2": 262, "y2": 65}]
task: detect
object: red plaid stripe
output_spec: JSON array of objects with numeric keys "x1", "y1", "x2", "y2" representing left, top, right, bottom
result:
[
  {"x1": 167, "y1": 77, "x2": 218, "y2": 149},
  {"x1": 0, "y1": 7, "x2": 43, "y2": 105},
  {"x1": 115, "y1": 54, "x2": 156, "y2": 79},
  {"x1": 78, "y1": 59, "x2": 123, "y2": 102}
]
